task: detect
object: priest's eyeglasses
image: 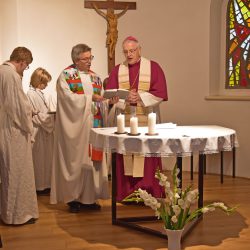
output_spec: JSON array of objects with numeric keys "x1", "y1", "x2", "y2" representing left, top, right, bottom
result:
[
  {"x1": 23, "y1": 61, "x2": 29, "y2": 70},
  {"x1": 79, "y1": 55, "x2": 94, "y2": 62}
]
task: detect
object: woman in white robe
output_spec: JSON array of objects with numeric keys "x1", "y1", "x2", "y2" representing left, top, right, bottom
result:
[
  {"x1": 27, "y1": 68, "x2": 55, "y2": 193},
  {"x1": 0, "y1": 47, "x2": 39, "y2": 225}
]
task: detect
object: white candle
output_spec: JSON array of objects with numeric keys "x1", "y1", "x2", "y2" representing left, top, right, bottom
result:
[
  {"x1": 148, "y1": 112, "x2": 156, "y2": 135},
  {"x1": 130, "y1": 116, "x2": 138, "y2": 135},
  {"x1": 117, "y1": 114, "x2": 125, "y2": 133}
]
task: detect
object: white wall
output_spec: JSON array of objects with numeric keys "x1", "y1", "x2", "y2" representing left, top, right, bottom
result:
[
  {"x1": 1, "y1": 0, "x2": 249, "y2": 178},
  {"x1": 0, "y1": 1, "x2": 2, "y2": 62},
  {"x1": 1, "y1": 0, "x2": 108, "y2": 94}
]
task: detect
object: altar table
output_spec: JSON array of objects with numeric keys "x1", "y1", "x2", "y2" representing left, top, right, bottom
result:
[{"x1": 90, "y1": 125, "x2": 238, "y2": 238}]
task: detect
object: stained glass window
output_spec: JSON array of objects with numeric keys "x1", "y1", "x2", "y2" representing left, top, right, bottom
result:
[{"x1": 226, "y1": 0, "x2": 250, "y2": 88}]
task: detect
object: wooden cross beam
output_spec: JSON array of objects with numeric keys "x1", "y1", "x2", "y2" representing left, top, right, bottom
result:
[
  {"x1": 85, "y1": 0, "x2": 136, "y2": 10},
  {"x1": 85, "y1": 0, "x2": 136, "y2": 74}
]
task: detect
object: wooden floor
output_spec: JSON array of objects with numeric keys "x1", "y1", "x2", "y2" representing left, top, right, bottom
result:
[{"x1": 1, "y1": 172, "x2": 250, "y2": 250}]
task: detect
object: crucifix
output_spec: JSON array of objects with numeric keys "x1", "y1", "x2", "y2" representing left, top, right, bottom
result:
[{"x1": 84, "y1": 0, "x2": 136, "y2": 74}]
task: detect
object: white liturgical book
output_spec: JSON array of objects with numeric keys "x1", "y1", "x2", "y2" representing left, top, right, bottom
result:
[{"x1": 103, "y1": 89, "x2": 129, "y2": 100}]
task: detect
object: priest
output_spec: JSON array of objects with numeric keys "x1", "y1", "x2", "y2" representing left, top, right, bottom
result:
[
  {"x1": 50, "y1": 44, "x2": 116, "y2": 212},
  {"x1": 106, "y1": 36, "x2": 168, "y2": 201}
]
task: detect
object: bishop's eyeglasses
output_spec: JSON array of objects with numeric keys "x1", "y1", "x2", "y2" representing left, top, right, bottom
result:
[{"x1": 123, "y1": 47, "x2": 138, "y2": 55}]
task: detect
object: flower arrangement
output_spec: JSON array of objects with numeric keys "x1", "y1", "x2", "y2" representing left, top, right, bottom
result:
[{"x1": 124, "y1": 164, "x2": 236, "y2": 230}]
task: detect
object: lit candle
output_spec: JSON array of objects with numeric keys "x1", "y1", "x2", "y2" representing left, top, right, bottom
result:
[
  {"x1": 148, "y1": 112, "x2": 156, "y2": 135},
  {"x1": 130, "y1": 116, "x2": 138, "y2": 135},
  {"x1": 117, "y1": 114, "x2": 125, "y2": 133}
]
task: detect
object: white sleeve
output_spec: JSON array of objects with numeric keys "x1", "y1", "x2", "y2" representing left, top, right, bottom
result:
[
  {"x1": 5, "y1": 74, "x2": 33, "y2": 134},
  {"x1": 139, "y1": 91, "x2": 163, "y2": 107},
  {"x1": 116, "y1": 99, "x2": 126, "y2": 110},
  {"x1": 27, "y1": 92, "x2": 55, "y2": 133}
]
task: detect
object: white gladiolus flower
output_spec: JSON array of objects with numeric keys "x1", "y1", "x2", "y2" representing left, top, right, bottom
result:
[
  {"x1": 166, "y1": 190, "x2": 174, "y2": 201},
  {"x1": 144, "y1": 198, "x2": 151, "y2": 206},
  {"x1": 129, "y1": 166, "x2": 235, "y2": 231},
  {"x1": 139, "y1": 191, "x2": 160, "y2": 211},
  {"x1": 176, "y1": 168, "x2": 180, "y2": 175},
  {"x1": 201, "y1": 207, "x2": 209, "y2": 213},
  {"x1": 174, "y1": 193, "x2": 180, "y2": 199},
  {"x1": 164, "y1": 182, "x2": 171, "y2": 189},
  {"x1": 212, "y1": 202, "x2": 228, "y2": 210},
  {"x1": 186, "y1": 189, "x2": 198, "y2": 204},
  {"x1": 213, "y1": 202, "x2": 224, "y2": 207},
  {"x1": 160, "y1": 173, "x2": 168, "y2": 181},
  {"x1": 177, "y1": 188, "x2": 182, "y2": 194},
  {"x1": 209, "y1": 207, "x2": 215, "y2": 211},
  {"x1": 222, "y1": 205, "x2": 228, "y2": 210},
  {"x1": 176, "y1": 178, "x2": 181, "y2": 187},
  {"x1": 151, "y1": 198, "x2": 158, "y2": 206},
  {"x1": 178, "y1": 199, "x2": 185, "y2": 207},
  {"x1": 156, "y1": 203, "x2": 161, "y2": 209},
  {"x1": 172, "y1": 205, "x2": 181, "y2": 216},
  {"x1": 145, "y1": 197, "x2": 156, "y2": 207},
  {"x1": 171, "y1": 215, "x2": 178, "y2": 223},
  {"x1": 155, "y1": 210, "x2": 161, "y2": 218},
  {"x1": 158, "y1": 173, "x2": 170, "y2": 187},
  {"x1": 156, "y1": 173, "x2": 168, "y2": 186},
  {"x1": 159, "y1": 180, "x2": 166, "y2": 186}
]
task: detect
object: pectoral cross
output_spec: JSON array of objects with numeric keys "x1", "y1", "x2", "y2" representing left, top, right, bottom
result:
[{"x1": 85, "y1": 0, "x2": 136, "y2": 74}]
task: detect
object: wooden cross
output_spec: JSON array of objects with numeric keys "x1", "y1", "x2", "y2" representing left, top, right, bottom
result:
[{"x1": 85, "y1": 0, "x2": 136, "y2": 74}]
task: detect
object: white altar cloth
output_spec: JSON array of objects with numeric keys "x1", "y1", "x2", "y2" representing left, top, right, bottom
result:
[{"x1": 90, "y1": 125, "x2": 238, "y2": 157}]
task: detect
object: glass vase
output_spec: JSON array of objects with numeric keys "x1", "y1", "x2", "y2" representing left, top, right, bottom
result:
[{"x1": 164, "y1": 228, "x2": 184, "y2": 250}]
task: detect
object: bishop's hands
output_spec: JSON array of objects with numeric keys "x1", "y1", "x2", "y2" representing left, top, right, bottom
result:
[{"x1": 127, "y1": 88, "x2": 141, "y2": 104}]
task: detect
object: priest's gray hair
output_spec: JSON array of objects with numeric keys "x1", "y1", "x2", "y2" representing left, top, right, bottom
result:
[{"x1": 71, "y1": 44, "x2": 92, "y2": 63}]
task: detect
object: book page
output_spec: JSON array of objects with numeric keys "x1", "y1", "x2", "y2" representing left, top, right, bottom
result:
[
  {"x1": 103, "y1": 89, "x2": 118, "y2": 99},
  {"x1": 103, "y1": 89, "x2": 129, "y2": 99},
  {"x1": 117, "y1": 89, "x2": 129, "y2": 99}
]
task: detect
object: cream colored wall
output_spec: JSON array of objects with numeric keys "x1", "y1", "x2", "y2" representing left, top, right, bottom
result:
[
  {"x1": 116, "y1": 0, "x2": 250, "y2": 177},
  {"x1": 1, "y1": 0, "x2": 19, "y2": 62},
  {"x1": 0, "y1": 1, "x2": 3, "y2": 62},
  {"x1": 0, "y1": 0, "x2": 2, "y2": 62},
  {"x1": 1, "y1": 0, "x2": 249, "y2": 178},
  {"x1": 1, "y1": 0, "x2": 108, "y2": 94}
]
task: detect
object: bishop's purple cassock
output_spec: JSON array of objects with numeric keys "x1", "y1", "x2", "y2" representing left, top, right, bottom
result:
[{"x1": 107, "y1": 58, "x2": 168, "y2": 201}]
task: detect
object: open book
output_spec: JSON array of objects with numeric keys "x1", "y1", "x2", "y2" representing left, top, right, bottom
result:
[{"x1": 103, "y1": 89, "x2": 129, "y2": 100}]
